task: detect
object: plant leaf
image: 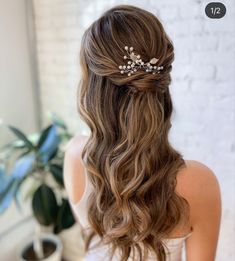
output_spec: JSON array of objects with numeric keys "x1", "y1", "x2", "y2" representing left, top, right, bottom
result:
[
  {"x1": 0, "y1": 166, "x2": 9, "y2": 192},
  {"x1": 53, "y1": 198, "x2": 75, "y2": 234},
  {"x1": 47, "y1": 147, "x2": 58, "y2": 161},
  {"x1": 37, "y1": 125, "x2": 53, "y2": 149},
  {"x1": 38, "y1": 125, "x2": 60, "y2": 163},
  {"x1": 32, "y1": 184, "x2": 59, "y2": 226},
  {"x1": 0, "y1": 156, "x2": 34, "y2": 214},
  {"x1": 49, "y1": 164, "x2": 64, "y2": 186},
  {"x1": 8, "y1": 125, "x2": 35, "y2": 151},
  {"x1": 0, "y1": 177, "x2": 18, "y2": 214},
  {"x1": 11, "y1": 154, "x2": 35, "y2": 179},
  {"x1": 0, "y1": 166, "x2": 16, "y2": 213}
]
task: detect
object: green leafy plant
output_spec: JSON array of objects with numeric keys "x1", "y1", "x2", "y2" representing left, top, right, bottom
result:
[{"x1": 0, "y1": 113, "x2": 75, "y2": 234}]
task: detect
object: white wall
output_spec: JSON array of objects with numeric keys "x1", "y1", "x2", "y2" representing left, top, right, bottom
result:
[
  {"x1": 33, "y1": 0, "x2": 235, "y2": 260},
  {"x1": 0, "y1": 0, "x2": 37, "y2": 240},
  {"x1": 0, "y1": 0, "x2": 38, "y2": 144}
]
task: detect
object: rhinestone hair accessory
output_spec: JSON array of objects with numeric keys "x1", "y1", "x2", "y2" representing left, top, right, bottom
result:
[{"x1": 119, "y1": 46, "x2": 164, "y2": 76}]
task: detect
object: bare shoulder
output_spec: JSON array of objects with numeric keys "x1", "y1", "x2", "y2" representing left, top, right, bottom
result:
[
  {"x1": 176, "y1": 160, "x2": 221, "y2": 261},
  {"x1": 63, "y1": 135, "x2": 89, "y2": 204},
  {"x1": 64, "y1": 134, "x2": 89, "y2": 157},
  {"x1": 176, "y1": 160, "x2": 221, "y2": 224},
  {"x1": 176, "y1": 159, "x2": 221, "y2": 204}
]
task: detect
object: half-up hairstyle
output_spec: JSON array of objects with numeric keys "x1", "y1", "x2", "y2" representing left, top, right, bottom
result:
[{"x1": 77, "y1": 4, "x2": 190, "y2": 261}]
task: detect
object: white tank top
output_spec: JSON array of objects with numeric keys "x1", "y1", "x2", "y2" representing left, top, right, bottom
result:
[{"x1": 70, "y1": 169, "x2": 192, "y2": 261}]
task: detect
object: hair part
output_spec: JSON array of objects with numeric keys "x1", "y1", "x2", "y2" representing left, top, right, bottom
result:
[{"x1": 78, "y1": 4, "x2": 189, "y2": 261}]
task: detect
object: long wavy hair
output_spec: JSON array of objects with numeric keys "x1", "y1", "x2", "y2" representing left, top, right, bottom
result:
[{"x1": 77, "y1": 5, "x2": 189, "y2": 261}]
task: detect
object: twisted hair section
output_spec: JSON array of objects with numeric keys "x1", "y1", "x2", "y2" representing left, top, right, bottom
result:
[{"x1": 77, "y1": 5, "x2": 189, "y2": 261}]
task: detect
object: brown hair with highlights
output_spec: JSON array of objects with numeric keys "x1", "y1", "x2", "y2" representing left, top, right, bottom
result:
[{"x1": 77, "y1": 5, "x2": 189, "y2": 261}]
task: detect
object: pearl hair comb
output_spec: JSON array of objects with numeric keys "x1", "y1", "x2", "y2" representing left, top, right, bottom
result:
[{"x1": 119, "y1": 46, "x2": 164, "y2": 76}]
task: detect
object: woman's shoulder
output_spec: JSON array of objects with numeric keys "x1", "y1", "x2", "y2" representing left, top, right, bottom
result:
[
  {"x1": 63, "y1": 134, "x2": 88, "y2": 176},
  {"x1": 65, "y1": 134, "x2": 89, "y2": 155},
  {"x1": 176, "y1": 159, "x2": 221, "y2": 225},
  {"x1": 176, "y1": 159, "x2": 220, "y2": 194},
  {"x1": 63, "y1": 135, "x2": 89, "y2": 204}
]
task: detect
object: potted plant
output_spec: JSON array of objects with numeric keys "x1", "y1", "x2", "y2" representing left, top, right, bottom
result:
[{"x1": 0, "y1": 113, "x2": 75, "y2": 261}]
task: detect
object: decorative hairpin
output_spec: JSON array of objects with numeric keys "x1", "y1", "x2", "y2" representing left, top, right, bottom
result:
[{"x1": 118, "y1": 46, "x2": 164, "y2": 76}]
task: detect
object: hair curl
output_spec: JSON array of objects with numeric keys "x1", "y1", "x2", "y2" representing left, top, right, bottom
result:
[{"x1": 77, "y1": 5, "x2": 190, "y2": 261}]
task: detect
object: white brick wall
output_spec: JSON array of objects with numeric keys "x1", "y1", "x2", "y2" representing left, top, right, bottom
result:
[{"x1": 33, "y1": 0, "x2": 235, "y2": 260}]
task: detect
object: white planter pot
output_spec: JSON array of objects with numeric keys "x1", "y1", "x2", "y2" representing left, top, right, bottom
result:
[{"x1": 18, "y1": 233, "x2": 63, "y2": 261}]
